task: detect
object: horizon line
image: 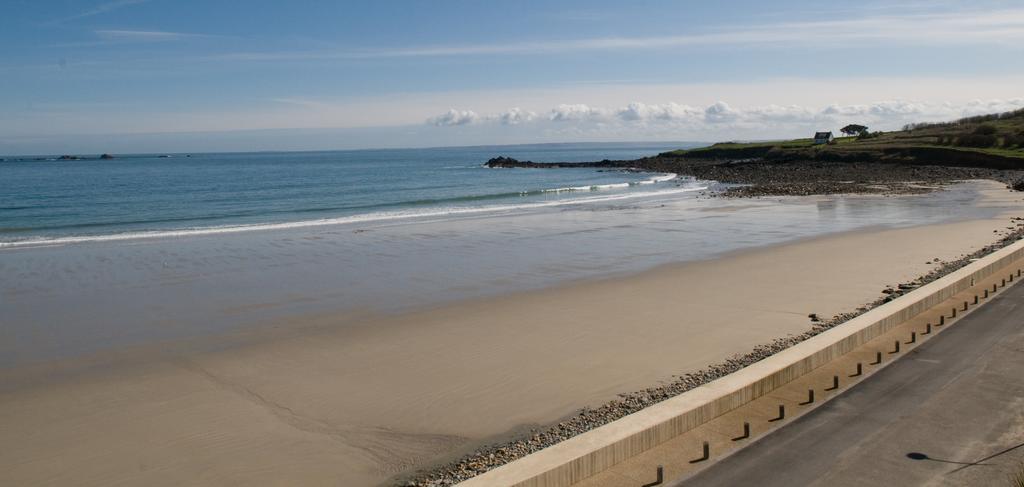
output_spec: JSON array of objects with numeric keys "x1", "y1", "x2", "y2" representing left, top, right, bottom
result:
[{"x1": 0, "y1": 139, "x2": 715, "y2": 159}]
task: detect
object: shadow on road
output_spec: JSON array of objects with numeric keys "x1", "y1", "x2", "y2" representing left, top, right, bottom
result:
[{"x1": 906, "y1": 440, "x2": 1024, "y2": 474}]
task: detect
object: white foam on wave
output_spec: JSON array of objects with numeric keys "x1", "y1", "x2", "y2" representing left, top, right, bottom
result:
[
  {"x1": 541, "y1": 172, "x2": 677, "y2": 193},
  {"x1": 0, "y1": 183, "x2": 704, "y2": 249},
  {"x1": 643, "y1": 173, "x2": 678, "y2": 184}
]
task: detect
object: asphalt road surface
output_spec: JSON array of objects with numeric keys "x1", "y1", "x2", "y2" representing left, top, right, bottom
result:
[{"x1": 677, "y1": 281, "x2": 1024, "y2": 487}]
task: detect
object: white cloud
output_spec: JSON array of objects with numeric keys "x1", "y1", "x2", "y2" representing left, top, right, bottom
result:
[
  {"x1": 742, "y1": 104, "x2": 815, "y2": 123},
  {"x1": 8, "y1": 76, "x2": 1024, "y2": 142},
  {"x1": 960, "y1": 98, "x2": 1024, "y2": 117},
  {"x1": 94, "y1": 30, "x2": 214, "y2": 42},
  {"x1": 703, "y1": 101, "x2": 740, "y2": 123},
  {"x1": 769, "y1": 98, "x2": 1024, "y2": 129},
  {"x1": 548, "y1": 104, "x2": 608, "y2": 122},
  {"x1": 616, "y1": 102, "x2": 702, "y2": 122},
  {"x1": 427, "y1": 108, "x2": 479, "y2": 126},
  {"x1": 497, "y1": 107, "x2": 536, "y2": 125},
  {"x1": 7, "y1": 97, "x2": 1024, "y2": 154},
  {"x1": 422, "y1": 98, "x2": 1024, "y2": 136},
  {"x1": 822, "y1": 100, "x2": 928, "y2": 118}
]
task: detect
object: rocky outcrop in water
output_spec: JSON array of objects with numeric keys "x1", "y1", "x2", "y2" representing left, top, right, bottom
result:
[{"x1": 485, "y1": 156, "x2": 627, "y2": 169}]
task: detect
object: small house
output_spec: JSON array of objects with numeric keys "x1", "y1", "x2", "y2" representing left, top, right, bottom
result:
[{"x1": 813, "y1": 131, "x2": 834, "y2": 145}]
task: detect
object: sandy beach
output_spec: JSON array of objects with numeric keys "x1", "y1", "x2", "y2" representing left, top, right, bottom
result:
[
  {"x1": 6, "y1": 3, "x2": 1024, "y2": 486},
  {"x1": 1, "y1": 182, "x2": 1023, "y2": 486}
]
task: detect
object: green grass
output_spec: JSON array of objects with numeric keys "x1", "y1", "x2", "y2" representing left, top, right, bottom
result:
[
  {"x1": 946, "y1": 146, "x2": 1024, "y2": 159},
  {"x1": 665, "y1": 108, "x2": 1024, "y2": 163},
  {"x1": 663, "y1": 138, "x2": 815, "y2": 156}
]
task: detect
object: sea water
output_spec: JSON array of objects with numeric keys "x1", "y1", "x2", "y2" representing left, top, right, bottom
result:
[
  {"x1": 0, "y1": 143, "x2": 694, "y2": 247},
  {"x1": 0, "y1": 143, "x2": 1008, "y2": 367}
]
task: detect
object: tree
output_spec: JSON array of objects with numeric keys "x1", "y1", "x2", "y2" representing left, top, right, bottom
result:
[
  {"x1": 840, "y1": 124, "x2": 868, "y2": 136},
  {"x1": 955, "y1": 133, "x2": 997, "y2": 148},
  {"x1": 973, "y1": 124, "x2": 997, "y2": 135}
]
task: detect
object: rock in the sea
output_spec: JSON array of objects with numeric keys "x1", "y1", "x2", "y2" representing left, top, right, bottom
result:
[
  {"x1": 486, "y1": 156, "x2": 521, "y2": 167},
  {"x1": 488, "y1": 156, "x2": 516, "y2": 163},
  {"x1": 99, "y1": 153, "x2": 114, "y2": 159}
]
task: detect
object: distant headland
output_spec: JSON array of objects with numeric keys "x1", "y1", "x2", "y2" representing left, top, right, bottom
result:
[
  {"x1": 1, "y1": 153, "x2": 192, "y2": 162},
  {"x1": 486, "y1": 108, "x2": 1024, "y2": 197}
]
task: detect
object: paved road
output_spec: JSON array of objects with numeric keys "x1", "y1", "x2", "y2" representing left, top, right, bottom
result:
[{"x1": 677, "y1": 281, "x2": 1024, "y2": 487}]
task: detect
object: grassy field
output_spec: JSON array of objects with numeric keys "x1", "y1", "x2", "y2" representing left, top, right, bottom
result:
[{"x1": 663, "y1": 108, "x2": 1024, "y2": 167}]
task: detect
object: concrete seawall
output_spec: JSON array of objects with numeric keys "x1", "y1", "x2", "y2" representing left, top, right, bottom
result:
[{"x1": 461, "y1": 238, "x2": 1024, "y2": 487}]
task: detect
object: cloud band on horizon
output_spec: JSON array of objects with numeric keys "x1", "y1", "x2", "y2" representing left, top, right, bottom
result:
[{"x1": 426, "y1": 98, "x2": 1024, "y2": 132}]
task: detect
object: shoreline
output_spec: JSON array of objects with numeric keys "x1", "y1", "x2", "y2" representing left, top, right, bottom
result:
[
  {"x1": 6, "y1": 180, "x2": 991, "y2": 369},
  {"x1": 2, "y1": 183, "x2": 1023, "y2": 486},
  {"x1": 0, "y1": 182, "x2": 1008, "y2": 375},
  {"x1": 0, "y1": 143, "x2": 689, "y2": 250},
  {"x1": 0, "y1": 177, "x2": 698, "y2": 250},
  {"x1": 486, "y1": 156, "x2": 1024, "y2": 198}
]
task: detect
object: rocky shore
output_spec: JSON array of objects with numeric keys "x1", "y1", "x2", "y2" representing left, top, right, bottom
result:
[
  {"x1": 485, "y1": 156, "x2": 1024, "y2": 197},
  {"x1": 402, "y1": 218, "x2": 1024, "y2": 486}
]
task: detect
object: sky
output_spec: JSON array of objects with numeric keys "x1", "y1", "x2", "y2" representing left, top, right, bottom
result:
[{"x1": 1, "y1": 0, "x2": 1023, "y2": 154}]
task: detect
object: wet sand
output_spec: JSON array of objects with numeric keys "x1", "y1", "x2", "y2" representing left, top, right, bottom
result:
[{"x1": 1, "y1": 182, "x2": 1023, "y2": 486}]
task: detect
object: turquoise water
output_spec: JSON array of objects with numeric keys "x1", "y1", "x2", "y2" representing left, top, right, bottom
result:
[{"x1": 0, "y1": 142, "x2": 695, "y2": 246}]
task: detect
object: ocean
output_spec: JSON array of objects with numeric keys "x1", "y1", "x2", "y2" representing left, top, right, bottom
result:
[
  {"x1": 0, "y1": 142, "x2": 697, "y2": 247},
  {"x1": 0, "y1": 143, "x2": 1007, "y2": 367}
]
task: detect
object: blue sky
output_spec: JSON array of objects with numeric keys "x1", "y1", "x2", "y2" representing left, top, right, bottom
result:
[{"x1": 2, "y1": 0, "x2": 1023, "y2": 154}]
